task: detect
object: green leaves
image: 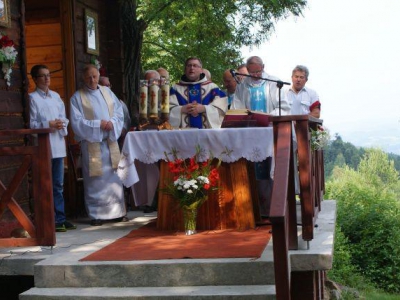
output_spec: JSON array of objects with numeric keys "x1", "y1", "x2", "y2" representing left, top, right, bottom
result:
[{"x1": 326, "y1": 148, "x2": 400, "y2": 293}]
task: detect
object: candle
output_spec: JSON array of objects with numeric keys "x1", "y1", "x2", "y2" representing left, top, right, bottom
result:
[
  {"x1": 160, "y1": 78, "x2": 170, "y2": 114},
  {"x1": 139, "y1": 80, "x2": 148, "y2": 117},
  {"x1": 149, "y1": 78, "x2": 159, "y2": 117}
]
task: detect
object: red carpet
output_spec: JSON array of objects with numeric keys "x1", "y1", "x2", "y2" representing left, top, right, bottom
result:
[{"x1": 81, "y1": 221, "x2": 272, "y2": 261}]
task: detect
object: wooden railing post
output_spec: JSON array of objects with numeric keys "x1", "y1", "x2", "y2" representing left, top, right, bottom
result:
[
  {"x1": 269, "y1": 115, "x2": 325, "y2": 299},
  {"x1": 0, "y1": 129, "x2": 55, "y2": 247},
  {"x1": 270, "y1": 118, "x2": 297, "y2": 300},
  {"x1": 35, "y1": 131, "x2": 56, "y2": 245}
]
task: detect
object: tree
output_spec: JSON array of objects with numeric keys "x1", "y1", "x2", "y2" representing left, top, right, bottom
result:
[
  {"x1": 119, "y1": 0, "x2": 307, "y2": 126},
  {"x1": 326, "y1": 149, "x2": 400, "y2": 293}
]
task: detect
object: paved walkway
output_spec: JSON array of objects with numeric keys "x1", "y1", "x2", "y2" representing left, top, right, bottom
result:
[
  {"x1": 0, "y1": 200, "x2": 336, "y2": 277},
  {"x1": 0, "y1": 210, "x2": 157, "y2": 276}
]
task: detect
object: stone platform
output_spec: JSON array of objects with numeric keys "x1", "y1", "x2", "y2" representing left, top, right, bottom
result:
[{"x1": 0, "y1": 200, "x2": 336, "y2": 299}]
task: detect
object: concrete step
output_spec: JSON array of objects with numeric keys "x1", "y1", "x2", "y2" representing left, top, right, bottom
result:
[
  {"x1": 20, "y1": 285, "x2": 276, "y2": 299},
  {"x1": 34, "y1": 258, "x2": 275, "y2": 288}
]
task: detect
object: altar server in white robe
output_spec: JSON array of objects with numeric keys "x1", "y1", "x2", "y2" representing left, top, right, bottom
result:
[{"x1": 70, "y1": 64, "x2": 126, "y2": 226}]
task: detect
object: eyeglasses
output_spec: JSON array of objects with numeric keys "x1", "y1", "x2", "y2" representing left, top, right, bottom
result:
[
  {"x1": 186, "y1": 64, "x2": 202, "y2": 69},
  {"x1": 248, "y1": 70, "x2": 263, "y2": 76},
  {"x1": 36, "y1": 74, "x2": 51, "y2": 78}
]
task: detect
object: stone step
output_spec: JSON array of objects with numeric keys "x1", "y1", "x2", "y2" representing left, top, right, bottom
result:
[
  {"x1": 34, "y1": 258, "x2": 275, "y2": 288},
  {"x1": 20, "y1": 285, "x2": 276, "y2": 299}
]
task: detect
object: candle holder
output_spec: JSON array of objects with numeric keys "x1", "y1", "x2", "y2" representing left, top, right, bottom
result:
[
  {"x1": 148, "y1": 78, "x2": 160, "y2": 118},
  {"x1": 137, "y1": 77, "x2": 172, "y2": 131},
  {"x1": 139, "y1": 79, "x2": 149, "y2": 124}
]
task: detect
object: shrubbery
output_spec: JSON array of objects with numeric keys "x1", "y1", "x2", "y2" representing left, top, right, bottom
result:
[{"x1": 326, "y1": 149, "x2": 400, "y2": 294}]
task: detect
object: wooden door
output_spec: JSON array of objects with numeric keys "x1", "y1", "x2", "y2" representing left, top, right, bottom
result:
[{"x1": 24, "y1": 0, "x2": 79, "y2": 217}]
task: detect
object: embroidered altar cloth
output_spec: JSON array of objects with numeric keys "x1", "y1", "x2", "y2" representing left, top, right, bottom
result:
[{"x1": 117, "y1": 127, "x2": 273, "y2": 187}]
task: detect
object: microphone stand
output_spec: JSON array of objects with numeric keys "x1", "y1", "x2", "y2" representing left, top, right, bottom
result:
[{"x1": 234, "y1": 71, "x2": 290, "y2": 116}]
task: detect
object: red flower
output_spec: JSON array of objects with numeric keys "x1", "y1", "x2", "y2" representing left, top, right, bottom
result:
[
  {"x1": 0, "y1": 36, "x2": 14, "y2": 48},
  {"x1": 188, "y1": 157, "x2": 199, "y2": 172},
  {"x1": 203, "y1": 183, "x2": 210, "y2": 190},
  {"x1": 168, "y1": 161, "x2": 185, "y2": 174},
  {"x1": 208, "y1": 168, "x2": 220, "y2": 187}
]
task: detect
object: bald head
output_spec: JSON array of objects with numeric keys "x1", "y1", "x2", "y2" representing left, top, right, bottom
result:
[
  {"x1": 144, "y1": 70, "x2": 161, "y2": 83},
  {"x1": 157, "y1": 67, "x2": 169, "y2": 79},
  {"x1": 83, "y1": 64, "x2": 100, "y2": 90},
  {"x1": 223, "y1": 69, "x2": 237, "y2": 94}
]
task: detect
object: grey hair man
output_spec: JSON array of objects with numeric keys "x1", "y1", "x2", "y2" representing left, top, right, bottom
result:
[
  {"x1": 288, "y1": 65, "x2": 321, "y2": 118},
  {"x1": 231, "y1": 56, "x2": 290, "y2": 115}
]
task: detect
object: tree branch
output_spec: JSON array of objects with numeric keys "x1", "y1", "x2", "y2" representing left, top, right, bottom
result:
[
  {"x1": 142, "y1": 40, "x2": 181, "y2": 60},
  {"x1": 145, "y1": 0, "x2": 177, "y2": 25}
]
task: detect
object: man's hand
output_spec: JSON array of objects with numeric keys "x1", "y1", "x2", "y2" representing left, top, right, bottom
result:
[
  {"x1": 183, "y1": 101, "x2": 205, "y2": 117},
  {"x1": 101, "y1": 120, "x2": 114, "y2": 131},
  {"x1": 50, "y1": 119, "x2": 65, "y2": 130}
]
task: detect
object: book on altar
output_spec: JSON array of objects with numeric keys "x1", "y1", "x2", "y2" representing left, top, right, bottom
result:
[{"x1": 221, "y1": 109, "x2": 271, "y2": 128}]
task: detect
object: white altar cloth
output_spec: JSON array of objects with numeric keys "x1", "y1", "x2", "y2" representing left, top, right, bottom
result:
[{"x1": 117, "y1": 127, "x2": 274, "y2": 187}]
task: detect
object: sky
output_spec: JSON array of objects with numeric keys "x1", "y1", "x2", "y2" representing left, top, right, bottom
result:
[{"x1": 241, "y1": 0, "x2": 400, "y2": 154}]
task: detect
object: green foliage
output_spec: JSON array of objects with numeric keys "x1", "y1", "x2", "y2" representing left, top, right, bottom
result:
[
  {"x1": 121, "y1": 0, "x2": 307, "y2": 96},
  {"x1": 119, "y1": 0, "x2": 308, "y2": 122},
  {"x1": 326, "y1": 149, "x2": 400, "y2": 294},
  {"x1": 324, "y1": 134, "x2": 400, "y2": 180},
  {"x1": 328, "y1": 226, "x2": 370, "y2": 289},
  {"x1": 358, "y1": 149, "x2": 399, "y2": 188},
  {"x1": 324, "y1": 134, "x2": 363, "y2": 179}
]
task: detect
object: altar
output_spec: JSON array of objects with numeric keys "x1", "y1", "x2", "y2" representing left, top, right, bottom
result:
[{"x1": 117, "y1": 127, "x2": 274, "y2": 230}]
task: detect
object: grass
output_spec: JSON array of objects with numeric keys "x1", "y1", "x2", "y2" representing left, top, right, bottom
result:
[{"x1": 363, "y1": 292, "x2": 400, "y2": 300}]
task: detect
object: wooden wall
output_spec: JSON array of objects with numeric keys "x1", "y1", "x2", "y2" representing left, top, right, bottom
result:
[
  {"x1": 0, "y1": 0, "x2": 28, "y2": 220},
  {"x1": 73, "y1": 0, "x2": 124, "y2": 99},
  {"x1": 25, "y1": 23, "x2": 64, "y2": 98},
  {"x1": 0, "y1": 0, "x2": 125, "y2": 220}
]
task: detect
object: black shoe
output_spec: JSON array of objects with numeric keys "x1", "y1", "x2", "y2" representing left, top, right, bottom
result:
[
  {"x1": 115, "y1": 216, "x2": 129, "y2": 222},
  {"x1": 55, "y1": 223, "x2": 67, "y2": 232},
  {"x1": 90, "y1": 219, "x2": 103, "y2": 226},
  {"x1": 64, "y1": 221, "x2": 77, "y2": 230}
]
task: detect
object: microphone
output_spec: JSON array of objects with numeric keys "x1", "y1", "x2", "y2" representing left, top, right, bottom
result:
[{"x1": 230, "y1": 69, "x2": 240, "y2": 84}]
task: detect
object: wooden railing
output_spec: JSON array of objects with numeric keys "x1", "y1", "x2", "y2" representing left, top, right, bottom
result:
[
  {"x1": 269, "y1": 115, "x2": 324, "y2": 300},
  {"x1": 0, "y1": 129, "x2": 55, "y2": 247}
]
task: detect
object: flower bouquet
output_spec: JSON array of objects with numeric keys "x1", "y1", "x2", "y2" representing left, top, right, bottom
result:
[
  {"x1": 0, "y1": 33, "x2": 18, "y2": 87},
  {"x1": 310, "y1": 125, "x2": 330, "y2": 151},
  {"x1": 163, "y1": 145, "x2": 221, "y2": 235}
]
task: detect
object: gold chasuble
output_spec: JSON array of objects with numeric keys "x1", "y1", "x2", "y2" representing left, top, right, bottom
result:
[{"x1": 79, "y1": 86, "x2": 120, "y2": 177}]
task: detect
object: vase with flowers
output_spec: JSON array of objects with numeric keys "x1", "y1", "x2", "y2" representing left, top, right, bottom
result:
[
  {"x1": 163, "y1": 145, "x2": 221, "y2": 235},
  {"x1": 0, "y1": 33, "x2": 18, "y2": 87}
]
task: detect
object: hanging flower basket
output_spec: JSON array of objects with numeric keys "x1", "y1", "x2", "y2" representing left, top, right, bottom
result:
[
  {"x1": 0, "y1": 33, "x2": 18, "y2": 87},
  {"x1": 310, "y1": 125, "x2": 330, "y2": 151}
]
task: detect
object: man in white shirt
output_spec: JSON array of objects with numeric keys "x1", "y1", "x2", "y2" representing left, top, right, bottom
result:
[
  {"x1": 288, "y1": 65, "x2": 321, "y2": 118},
  {"x1": 287, "y1": 65, "x2": 321, "y2": 196},
  {"x1": 29, "y1": 64, "x2": 76, "y2": 232}
]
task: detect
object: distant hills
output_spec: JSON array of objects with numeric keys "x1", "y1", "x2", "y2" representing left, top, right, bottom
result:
[
  {"x1": 330, "y1": 122, "x2": 400, "y2": 156},
  {"x1": 324, "y1": 134, "x2": 400, "y2": 179}
]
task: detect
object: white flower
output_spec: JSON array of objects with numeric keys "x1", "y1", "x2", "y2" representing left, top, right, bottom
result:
[{"x1": 311, "y1": 127, "x2": 330, "y2": 151}]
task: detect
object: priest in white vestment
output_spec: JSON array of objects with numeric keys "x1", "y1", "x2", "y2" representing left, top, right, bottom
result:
[{"x1": 70, "y1": 64, "x2": 126, "y2": 226}]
